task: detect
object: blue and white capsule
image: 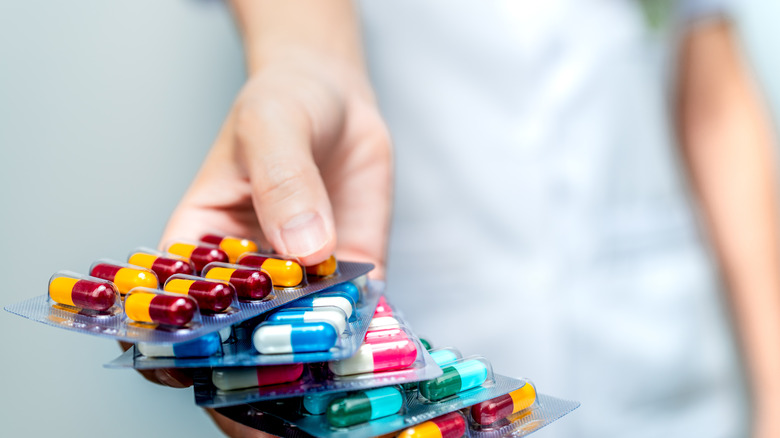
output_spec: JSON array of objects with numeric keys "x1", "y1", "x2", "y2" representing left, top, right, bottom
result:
[
  {"x1": 253, "y1": 321, "x2": 339, "y2": 354},
  {"x1": 267, "y1": 306, "x2": 348, "y2": 334},
  {"x1": 137, "y1": 331, "x2": 221, "y2": 358},
  {"x1": 321, "y1": 281, "x2": 360, "y2": 304},
  {"x1": 293, "y1": 291, "x2": 356, "y2": 320}
]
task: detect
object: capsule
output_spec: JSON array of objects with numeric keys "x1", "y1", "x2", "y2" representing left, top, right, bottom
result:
[
  {"x1": 470, "y1": 382, "x2": 537, "y2": 426},
  {"x1": 236, "y1": 253, "x2": 304, "y2": 287},
  {"x1": 302, "y1": 393, "x2": 340, "y2": 415},
  {"x1": 429, "y1": 348, "x2": 462, "y2": 367},
  {"x1": 419, "y1": 359, "x2": 489, "y2": 401},
  {"x1": 329, "y1": 338, "x2": 417, "y2": 376},
  {"x1": 266, "y1": 307, "x2": 348, "y2": 334},
  {"x1": 374, "y1": 295, "x2": 393, "y2": 318},
  {"x1": 253, "y1": 321, "x2": 338, "y2": 354},
  {"x1": 166, "y1": 241, "x2": 229, "y2": 273},
  {"x1": 305, "y1": 255, "x2": 338, "y2": 277},
  {"x1": 124, "y1": 288, "x2": 197, "y2": 327},
  {"x1": 369, "y1": 316, "x2": 400, "y2": 330},
  {"x1": 295, "y1": 292, "x2": 355, "y2": 319},
  {"x1": 364, "y1": 327, "x2": 408, "y2": 345},
  {"x1": 420, "y1": 338, "x2": 432, "y2": 351},
  {"x1": 327, "y1": 386, "x2": 403, "y2": 428},
  {"x1": 48, "y1": 271, "x2": 118, "y2": 312},
  {"x1": 127, "y1": 249, "x2": 194, "y2": 283},
  {"x1": 89, "y1": 260, "x2": 158, "y2": 294},
  {"x1": 137, "y1": 331, "x2": 221, "y2": 358},
  {"x1": 321, "y1": 282, "x2": 359, "y2": 304},
  {"x1": 397, "y1": 411, "x2": 467, "y2": 438},
  {"x1": 200, "y1": 234, "x2": 259, "y2": 263},
  {"x1": 164, "y1": 274, "x2": 236, "y2": 313},
  {"x1": 212, "y1": 363, "x2": 304, "y2": 391},
  {"x1": 202, "y1": 263, "x2": 272, "y2": 300}
]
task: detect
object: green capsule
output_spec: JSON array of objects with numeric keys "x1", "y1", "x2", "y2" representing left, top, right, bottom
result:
[
  {"x1": 327, "y1": 387, "x2": 403, "y2": 428},
  {"x1": 419, "y1": 359, "x2": 488, "y2": 401},
  {"x1": 420, "y1": 338, "x2": 432, "y2": 350}
]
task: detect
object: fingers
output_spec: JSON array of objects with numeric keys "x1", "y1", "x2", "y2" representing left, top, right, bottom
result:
[
  {"x1": 234, "y1": 97, "x2": 337, "y2": 266},
  {"x1": 159, "y1": 116, "x2": 263, "y2": 249},
  {"x1": 119, "y1": 341, "x2": 194, "y2": 388}
]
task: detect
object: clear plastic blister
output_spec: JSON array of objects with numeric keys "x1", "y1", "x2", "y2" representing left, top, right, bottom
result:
[
  {"x1": 191, "y1": 320, "x2": 442, "y2": 408},
  {"x1": 127, "y1": 247, "x2": 195, "y2": 284},
  {"x1": 6, "y1": 260, "x2": 374, "y2": 344},
  {"x1": 88, "y1": 259, "x2": 159, "y2": 295},
  {"x1": 163, "y1": 274, "x2": 239, "y2": 314},
  {"x1": 47, "y1": 271, "x2": 122, "y2": 316},
  {"x1": 468, "y1": 393, "x2": 580, "y2": 438},
  {"x1": 124, "y1": 287, "x2": 202, "y2": 329},
  {"x1": 467, "y1": 380, "x2": 537, "y2": 429},
  {"x1": 165, "y1": 240, "x2": 230, "y2": 273},
  {"x1": 105, "y1": 278, "x2": 382, "y2": 369},
  {"x1": 201, "y1": 262, "x2": 274, "y2": 301}
]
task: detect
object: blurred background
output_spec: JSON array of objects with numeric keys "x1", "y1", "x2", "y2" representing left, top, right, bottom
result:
[{"x1": 0, "y1": 1, "x2": 777, "y2": 437}]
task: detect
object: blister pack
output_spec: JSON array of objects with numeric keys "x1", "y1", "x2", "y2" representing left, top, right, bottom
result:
[
  {"x1": 467, "y1": 393, "x2": 580, "y2": 438},
  {"x1": 105, "y1": 280, "x2": 383, "y2": 369},
  {"x1": 5, "y1": 232, "x2": 373, "y2": 343},
  {"x1": 192, "y1": 316, "x2": 443, "y2": 407},
  {"x1": 222, "y1": 372, "x2": 527, "y2": 438}
]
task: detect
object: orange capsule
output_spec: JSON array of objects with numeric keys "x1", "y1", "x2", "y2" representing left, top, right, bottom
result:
[
  {"x1": 200, "y1": 234, "x2": 259, "y2": 263},
  {"x1": 166, "y1": 241, "x2": 229, "y2": 273},
  {"x1": 89, "y1": 260, "x2": 158, "y2": 295},
  {"x1": 237, "y1": 253, "x2": 304, "y2": 287},
  {"x1": 305, "y1": 255, "x2": 338, "y2": 277}
]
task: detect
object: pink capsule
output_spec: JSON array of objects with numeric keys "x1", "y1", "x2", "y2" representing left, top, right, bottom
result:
[{"x1": 329, "y1": 338, "x2": 417, "y2": 376}]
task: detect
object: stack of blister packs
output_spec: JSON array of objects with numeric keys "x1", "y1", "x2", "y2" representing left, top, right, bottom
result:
[{"x1": 5, "y1": 234, "x2": 579, "y2": 437}]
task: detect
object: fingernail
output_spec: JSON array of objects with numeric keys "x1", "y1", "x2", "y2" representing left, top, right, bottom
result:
[{"x1": 280, "y1": 212, "x2": 328, "y2": 257}]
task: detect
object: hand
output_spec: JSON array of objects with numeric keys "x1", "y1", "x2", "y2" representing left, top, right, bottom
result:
[
  {"x1": 160, "y1": 50, "x2": 392, "y2": 276},
  {"x1": 154, "y1": 51, "x2": 392, "y2": 436}
]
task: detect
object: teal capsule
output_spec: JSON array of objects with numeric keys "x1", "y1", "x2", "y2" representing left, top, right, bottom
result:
[
  {"x1": 419, "y1": 359, "x2": 488, "y2": 401},
  {"x1": 420, "y1": 338, "x2": 432, "y2": 350},
  {"x1": 429, "y1": 348, "x2": 460, "y2": 367},
  {"x1": 303, "y1": 393, "x2": 338, "y2": 415},
  {"x1": 327, "y1": 386, "x2": 403, "y2": 428}
]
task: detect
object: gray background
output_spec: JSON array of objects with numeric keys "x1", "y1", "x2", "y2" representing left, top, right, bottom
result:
[{"x1": 0, "y1": 1, "x2": 777, "y2": 437}]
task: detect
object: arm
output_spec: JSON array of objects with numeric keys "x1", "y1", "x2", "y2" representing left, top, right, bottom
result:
[{"x1": 677, "y1": 19, "x2": 780, "y2": 438}]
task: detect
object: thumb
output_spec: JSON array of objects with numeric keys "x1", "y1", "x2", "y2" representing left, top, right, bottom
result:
[{"x1": 234, "y1": 100, "x2": 337, "y2": 266}]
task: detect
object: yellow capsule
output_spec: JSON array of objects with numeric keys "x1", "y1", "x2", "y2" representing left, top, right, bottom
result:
[
  {"x1": 89, "y1": 261, "x2": 158, "y2": 294},
  {"x1": 236, "y1": 253, "x2": 304, "y2": 287},
  {"x1": 305, "y1": 255, "x2": 338, "y2": 277},
  {"x1": 200, "y1": 234, "x2": 259, "y2": 263}
]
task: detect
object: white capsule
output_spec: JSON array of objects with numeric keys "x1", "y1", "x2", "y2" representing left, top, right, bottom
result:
[
  {"x1": 137, "y1": 343, "x2": 174, "y2": 357},
  {"x1": 311, "y1": 296, "x2": 353, "y2": 318},
  {"x1": 219, "y1": 326, "x2": 232, "y2": 342},
  {"x1": 368, "y1": 316, "x2": 400, "y2": 330},
  {"x1": 254, "y1": 324, "x2": 294, "y2": 354},
  {"x1": 329, "y1": 343, "x2": 375, "y2": 375},
  {"x1": 212, "y1": 367, "x2": 257, "y2": 391},
  {"x1": 253, "y1": 321, "x2": 339, "y2": 354}
]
